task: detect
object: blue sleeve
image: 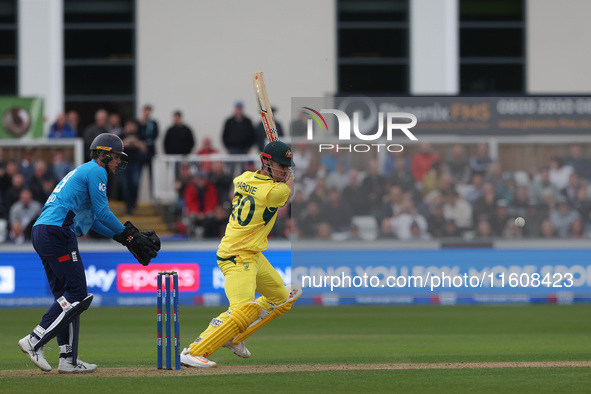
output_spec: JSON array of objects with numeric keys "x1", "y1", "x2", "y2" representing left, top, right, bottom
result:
[
  {"x1": 91, "y1": 220, "x2": 117, "y2": 238},
  {"x1": 88, "y1": 166, "x2": 125, "y2": 235}
]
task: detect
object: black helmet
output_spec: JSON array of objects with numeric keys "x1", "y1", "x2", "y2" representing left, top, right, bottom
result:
[
  {"x1": 90, "y1": 133, "x2": 128, "y2": 157},
  {"x1": 90, "y1": 133, "x2": 128, "y2": 173},
  {"x1": 261, "y1": 141, "x2": 295, "y2": 167}
]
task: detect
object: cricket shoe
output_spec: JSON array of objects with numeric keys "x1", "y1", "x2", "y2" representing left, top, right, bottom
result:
[
  {"x1": 180, "y1": 348, "x2": 217, "y2": 368},
  {"x1": 18, "y1": 335, "x2": 52, "y2": 372},
  {"x1": 58, "y1": 357, "x2": 97, "y2": 374},
  {"x1": 223, "y1": 340, "x2": 251, "y2": 358}
]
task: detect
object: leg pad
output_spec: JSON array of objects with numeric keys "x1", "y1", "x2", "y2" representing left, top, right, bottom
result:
[
  {"x1": 189, "y1": 302, "x2": 261, "y2": 358},
  {"x1": 233, "y1": 285, "x2": 302, "y2": 344}
]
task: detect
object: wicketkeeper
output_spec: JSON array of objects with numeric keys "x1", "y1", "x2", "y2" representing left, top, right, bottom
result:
[
  {"x1": 180, "y1": 141, "x2": 302, "y2": 368},
  {"x1": 18, "y1": 133, "x2": 161, "y2": 373}
]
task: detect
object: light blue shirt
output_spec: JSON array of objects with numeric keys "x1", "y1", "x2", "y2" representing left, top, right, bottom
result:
[{"x1": 34, "y1": 160, "x2": 125, "y2": 238}]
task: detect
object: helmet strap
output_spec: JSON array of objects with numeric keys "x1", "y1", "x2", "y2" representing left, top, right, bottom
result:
[{"x1": 98, "y1": 150, "x2": 113, "y2": 167}]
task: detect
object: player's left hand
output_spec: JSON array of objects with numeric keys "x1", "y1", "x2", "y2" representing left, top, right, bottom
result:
[{"x1": 114, "y1": 221, "x2": 160, "y2": 266}]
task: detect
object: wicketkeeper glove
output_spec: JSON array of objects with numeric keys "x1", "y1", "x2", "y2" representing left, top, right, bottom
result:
[{"x1": 113, "y1": 221, "x2": 161, "y2": 266}]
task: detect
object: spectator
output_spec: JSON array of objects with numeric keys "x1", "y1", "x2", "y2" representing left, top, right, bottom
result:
[
  {"x1": 120, "y1": 119, "x2": 147, "y2": 215},
  {"x1": 444, "y1": 144, "x2": 471, "y2": 185},
  {"x1": 292, "y1": 143, "x2": 312, "y2": 179},
  {"x1": 502, "y1": 220, "x2": 522, "y2": 239},
  {"x1": 540, "y1": 219, "x2": 556, "y2": 238},
  {"x1": 523, "y1": 198, "x2": 544, "y2": 238},
  {"x1": 309, "y1": 176, "x2": 330, "y2": 206},
  {"x1": 209, "y1": 161, "x2": 233, "y2": 205},
  {"x1": 389, "y1": 154, "x2": 416, "y2": 193},
  {"x1": 298, "y1": 200, "x2": 324, "y2": 238},
  {"x1": 255, "y1": 106, "x2": 284, "y2": 152},
  {"x1": 196, "y1": 137, "x2": 219, "y2": 173},
  {"x1": 18, "y1": 148, "x2": 36, "y2": 183},
  {"x1": 164, "y1": 111, "x2": 195, "y2": 155},
  {"x1": 378, "y1": 217, "x2": 397, "y2": 239},
  {"x1": 427, "y1": 203, "x2": 447, "y2": 238},
  {"x1": 464, "y1": 173, "x2": 484, "y2": 205},
  {"x1": 137, "y1": 104, "x2": 160, "y2": 196},
  {"x1": 319, "y1": 148, "x2": 341, "y2": 174},
  {"x1": 28, "y1": 160, "x2": 56, "y2": 204},
  {"x1": 509, "y1": 185, "x2": 529, "y2": 219},
  {"x1": 569, "y1": 217, "x2": 585, "y2": 239},
  {"x1": 4, "y1": 173, "x2": 25, "y2": 215},
  {"x1": 383, "y1": 151, "x2": 411, "y2": 178},
  {"x1": 410, "y1": 142, "x2": 440, "y2": 183},
  {"x1": 326, "y1": 159, "x2": 350, "y2": 192},
  {"x1": 475, "y1": 219, "x2": 493, "y2": 238},
  {"x1": 48, "y1": 112, "x2": 76, "y2": 139},
  {"x1": 50, "y1": 150, "x2": 74, "y2": 182},
  {"x1": 548, "y1": 157, "x2": 573, "y2": 190},
  {"x1": 66, "y1": 110, "x2": 79, "y2": 137},
  {"x1": 289, "y1": 108, "x2": 308, "y2": 138},
  {"x1": 0, "y1": 160, "x2": 18, "y2": 202},
  {"x1": 529, "y1": 166, "x2": 560, "y2": 201},
  {"x1": 362, "y1": 159, "x2": 386, "y2": 213},
  {"x1": 174, "y1": 162, "x2": 193, "y2": 217},
  {"x1": 106, "y1": 112, "x2": 122, "y2": 136},
  {"x1": 391, "y1": 198, "x2": 428, "y2": 241},
  {"x1": 421, "y1": 161, "x2": 446, "y2": 197},
  {"x1": 300, "y1": 156, "x2": 320, "y2": 198},
  {"x1": 490, "y1": 199, "x2": 511, "y2": 236},
  {"x1": 202, "y1": 205, "x2": 229, "y2": 239},
  {"x1": 374, "y1": 184, "x2": 404, "y2": 223},
  {"x1": 184, "y1": 171, "x2": 218, "y2": 235},
  {"x1": 342, "y1": 169, "x2": 367, "y2": 215},
  {"x1": 409, "y1": 221, "x2": 431, "y2": 240},
  {"x1": 565, "y1": 144, "x2": 591, "y2": 181},
  {"x1": 320, "y1": 188, "x2": 353, "y2": 233},
  {"x1": 562, "y1": 173, "x2": 580, "y2": 204},
  {"x1": 472, "y1": 182, "x2": 497, "y2": 223},
  {"x1": 316, "y1": 221, "x2": 333, "y2": 240},
  {"x1": 485, "y1": 161, "x2": 504, "y2": 192},
  {"x1": 442, "y1": 190, "x2": 472, "y2": 231},
  {"x1": 539, "y1": 189, "x2": 556, "y2": 219},
  {"x1": 572, "y1": 186, "x2": 591, "y2": 226},
  {"x1": 442, "y1": 218, "x2": 461, "y2": 238},
  {"x1": 83, "y1": 109, "x2": 108, "y2": 162},
  {"x1": 550, "y1": 196, "x2": 579, "y2": 238},
  {"x1": 469, "y1": 143, "x2": 493, "y2": 177},
  {"x1": 9, "y1": 189, "x2": 42, "y2": 244},
  {"x1": 222, "y1": 101, "x2": 255, "y2": 154}
]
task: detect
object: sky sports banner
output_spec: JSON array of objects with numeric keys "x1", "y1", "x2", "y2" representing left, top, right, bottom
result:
[
  {"x1": 291, "y1": 96, "x2": 591, "y2": 145},
  {"x1": 0, "y1": 248, "x2": 590, "y2": 307},
  {"x1": 0, "y1": 97, "x2": 44, "y2": 139},
  {"x1": 0, "y1": 250, "x2": 291, "y2": 308}
]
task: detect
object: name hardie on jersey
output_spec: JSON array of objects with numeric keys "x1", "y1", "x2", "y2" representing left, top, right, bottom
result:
[{"x1": 235, "y1": 181, "x2": 258, "y2": 195}]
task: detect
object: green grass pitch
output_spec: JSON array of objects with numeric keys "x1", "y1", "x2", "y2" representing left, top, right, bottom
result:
[{"x1": 0, "y1": 304, "x2": 590, "y2": 393}]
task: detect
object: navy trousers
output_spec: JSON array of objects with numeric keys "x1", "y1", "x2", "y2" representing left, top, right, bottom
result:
[{"x1": 31, "y1": 225, "x2": 87, "y2": 348}]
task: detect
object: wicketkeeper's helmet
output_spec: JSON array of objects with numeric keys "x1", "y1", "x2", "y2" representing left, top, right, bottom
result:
[{"x1": 90, "y1": 133, "x2": 128, "y2": 173}]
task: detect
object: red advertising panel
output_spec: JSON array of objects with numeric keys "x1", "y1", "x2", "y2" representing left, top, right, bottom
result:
[{"x1": 117, "y1": 263, "x2": 200, "y2": 293}]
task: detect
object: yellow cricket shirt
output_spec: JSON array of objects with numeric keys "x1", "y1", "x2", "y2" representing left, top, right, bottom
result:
[{"x1": 217, "y1": 170, "x2": 290, "y2": 257}]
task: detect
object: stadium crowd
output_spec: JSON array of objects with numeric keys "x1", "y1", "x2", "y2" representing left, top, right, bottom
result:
[{"x1": 1, "y1": 105, "x2": 590, "y2": 244}]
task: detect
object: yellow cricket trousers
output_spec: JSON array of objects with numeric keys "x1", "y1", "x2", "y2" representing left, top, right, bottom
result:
[{"x1": 199, "y1": 252, "x2": 288, "y2": 338}]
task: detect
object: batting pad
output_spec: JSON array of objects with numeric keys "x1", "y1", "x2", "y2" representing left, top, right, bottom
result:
[
  {"x1": 189, "y1": 302, "x2": 261, "y2": 358},
  {"x1": 232, "y1": 285, "x2": 302, "y2": 345}
]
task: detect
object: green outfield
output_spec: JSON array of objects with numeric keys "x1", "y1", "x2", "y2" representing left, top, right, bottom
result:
[{"x1": 1, "y1": 304, "x2": 590, "y2": 393}]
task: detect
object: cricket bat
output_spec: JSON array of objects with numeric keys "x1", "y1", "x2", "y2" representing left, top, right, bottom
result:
[{"x1": 253, "y1": 72, "x2": 279, "y2": 142}]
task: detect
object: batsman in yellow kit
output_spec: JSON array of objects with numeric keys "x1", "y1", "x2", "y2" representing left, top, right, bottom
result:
[{"x1": 180, "y1": 141, "x2": 302, "y2": 368}]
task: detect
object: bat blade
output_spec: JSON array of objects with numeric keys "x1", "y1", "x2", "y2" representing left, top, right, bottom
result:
[{"x1": 253, "y1": 72, "x2": 279, "y2": 142}]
